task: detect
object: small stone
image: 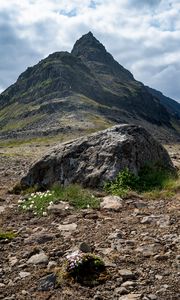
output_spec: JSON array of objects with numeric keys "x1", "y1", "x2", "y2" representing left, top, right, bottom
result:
[
  {"x1": 147, "y1": 294, "x2": 157, "y2": 300},
  {"x1": 93, "y1": 291, "x2": 103, "y2": 300},
  {"x1": 47, "y1": 261, "x2": 57, "y2": 270},
  {"x1": 114, "y1": 287, "x2": 129, "y2": 295},
  {"x1": 155, "y1": 274, "x2": 163, "y2": 280},
  {"x1": 121, "y1": 281, "x2": 137, "y2": 287},
  {"x1": 156, "y1": 215, "x2": 170, "y2": 228},
  {"x1": 47, "y1": 201, "x2": 72, "y2": 216},
  {"x1": 118, "y1": 294, "x2": 141, "y2": 300},
  {"x1": 154, "y1": 254, "x2": 169, "y2": 261},
  {"x1": 21, "y1": 290, "x2": 29, "y2": 296},
  {"x1": 134, "y1": 201, "x2": 147, "y2": 209},
  {"x1": 79, "y1": 242, "x2": 91, "y2": 253},
  {"x1": 141, "y1": 216, "x2": 156, "y2": 224},
  {"x1": 24, "y1": 232, "x2": 54, "y2": 245},
  {"x1": 0, "y1": 206, "x2": 5, "y2": 213},
  {"x1": 27, "y1": 252, "x2": 48, "y2": 264},
  {"x1": 118, "y1": 269, "x2": 136, "y2": 280},
  {"x1": 0, "y1": 283, "x2": 5, "y2": 287},
  {"x1": 58, "y1": 223, "x2": 77, "y2": 231},
  {"x1": 9, "y1": 257, "x2": 18, "y2": 266},
  {"x1": 100, "y1": 196, "x2": 123, "y2": 211},
  {"x1": 19, "y1": 271, "x2": 31, "y2": 278},
  {"x1": 38, "y1": 273, "x2": 56, "y2": 291}
]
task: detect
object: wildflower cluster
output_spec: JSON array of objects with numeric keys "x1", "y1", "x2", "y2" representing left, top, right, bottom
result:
[
  {"x1": 18, "y1": 190, "x2": 55, "y2": 216},
  {"x1": 66, "y1": 251, "x2": 84, "y2": 273},
  {"x1": 61, "y1": 251, "x2": 106, "y2": 286}
]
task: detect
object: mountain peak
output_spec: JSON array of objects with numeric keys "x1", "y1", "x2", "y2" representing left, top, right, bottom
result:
[{"x1": 71, "y1": 32, "x2": 106, "y2": 59}]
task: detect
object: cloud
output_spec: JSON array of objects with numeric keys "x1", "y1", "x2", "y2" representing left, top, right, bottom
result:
[{"x1": 0, "y1": 0, "x2": 179, "y2": 102}]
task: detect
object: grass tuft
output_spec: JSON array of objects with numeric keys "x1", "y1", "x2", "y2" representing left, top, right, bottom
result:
[
  {"x1": 0, "y1": 230, "x2": 16, "y2": 240},
  {"x1": 19, "y1": 184, "x2": 100, "y2": 216}
]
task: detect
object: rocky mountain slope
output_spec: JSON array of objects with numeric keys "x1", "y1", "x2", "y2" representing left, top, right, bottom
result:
[
  {"x1": 0, "y1": 142, "x2": 180, "y2": 300},
  {"x1": 0, "y1": 32, "x2": 180, "y2": 142}
]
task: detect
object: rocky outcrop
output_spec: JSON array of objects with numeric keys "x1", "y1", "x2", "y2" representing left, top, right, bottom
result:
[{"x1": 20, "y1": 124, "x2": 175, "y2": 189}]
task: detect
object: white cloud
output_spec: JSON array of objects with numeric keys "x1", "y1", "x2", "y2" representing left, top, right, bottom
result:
[{"x1": 0, "y1": 0, "x2": 180, "y2": 101}]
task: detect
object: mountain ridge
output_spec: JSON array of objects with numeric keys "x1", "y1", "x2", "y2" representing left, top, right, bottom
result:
[{"x1": 0, "y1": 32, "x2": 179, "y2": 142}]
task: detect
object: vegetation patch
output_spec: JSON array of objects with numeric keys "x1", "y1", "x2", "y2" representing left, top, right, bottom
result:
[
  {"x1": 19, "y1": 184, "x2": 100, "y2": 216},
  {"x1": 104, "y1": 164, "x2": 178, "y2": 198},
  {"x1": 57, "y1": 251, "x2": 107, "y2": 286},
  {"x1": 0, "y1": 230, "x2": 16, "y2": 240}
]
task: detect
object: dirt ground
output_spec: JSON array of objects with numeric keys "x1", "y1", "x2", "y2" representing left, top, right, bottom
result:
[{"x1": 0, "y1": 142, "x2": 180, "y2": 300}]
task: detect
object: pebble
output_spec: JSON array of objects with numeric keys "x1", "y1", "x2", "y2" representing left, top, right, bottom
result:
[
  {"x1": 47, "y1": 261, "x2": 57, "y2": 270},
  {"x1": 8, "y1": 257, "x2": 18, "y2": 267},
  {"x1": 58, "y1": 223, "x2": 77, "y2": 231},
  {"x1": 121, "y1": 281, "x2": 137, "y2": 287},
  {"x1": 79, "y1": 242, "x2": 91, "y2": 253},
  {"x1": 114, "y1": 287, "x2": 129, "y2": 295},
  {"x1": 118, "y1": 269, "x2": 136, "y2": 280},
  {"x1": 19, "y1": 271, "x2": 31, "y2": 278},
  {"x1": 118, "y1": 294, "x2": 142, "y2": 300},
  {"x1": 27, "y1": 252, "x2": 48, "y2": 264},
  {"x1": 37, "y1": 273, "x2": 56, "y2": 291},
  {"x1": 100, "y1": 195, "x2": 123, "y2": 211},
  {"x1": 147, "y1": 295, "x2": 157, "y2": 300}
]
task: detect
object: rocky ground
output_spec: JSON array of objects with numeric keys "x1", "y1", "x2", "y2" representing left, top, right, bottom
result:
[{"x1": 0, "y1": 142, "x2": 180, "y2": 300}]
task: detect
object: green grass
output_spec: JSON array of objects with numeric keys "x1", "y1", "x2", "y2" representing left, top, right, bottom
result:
[
  {"x1": 0, "y1": 230, "x2": 16, "y2": 240},
  {"x1": 19, "y1": 184, "x2": 100, "y2": 216},
  {"x1": 104, "y1": 165, "x2": 178, "y2": 198}
]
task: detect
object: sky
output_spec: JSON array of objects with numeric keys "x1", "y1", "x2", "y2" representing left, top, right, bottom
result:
[{"x1": 0, "y1": 0, "x2": 180, "y2": 102}]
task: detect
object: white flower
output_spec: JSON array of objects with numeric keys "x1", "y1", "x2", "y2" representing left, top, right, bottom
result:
[
  {"x1": 49, "y1": 201, "x2": 53, "y2": 206},
  {"x1": 31, "y1": 200, "x2": 34, "y2": 204},
  {"x1": 22, "y1": 205, "x2": 26, "y2": 209},
  {"x1": 42, "y1": 211, "x2": 47, "y2": 216},
  {"x1": 29, "y1": 204, "x2": 33, "y2": 208},
  {"x1": 87, "y1": 204, "x2": 90, "y2": 208},
  {"x1": 18, "y1": 199, "x2": 23, "y2": 203}
]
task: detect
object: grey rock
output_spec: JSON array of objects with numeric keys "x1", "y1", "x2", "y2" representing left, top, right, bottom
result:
[
  {"x1": 27, "y1": 252, "x2": 48, "y2": 264},
  {"x1": 24, "y1": 232, "x2": 54, "y2": 245},
  {"x1": 9, "y1": 256, "x2": 18, "y2": 267},
  {"x1": 100, "y1": 196, "x2": 123, "y2": 211},
  {"x1": 79, "y1": 242, "x2": 91, "y2": 253},
  {"x1": 114, "y1": 287, "x2": 129, "y2": 295},
  {"x1": 19, "y1": 271, "x2": 31, "y2": 278},
  {"x1": 135, "y1": 244, "x2": 156, "y2": 257},
  {"x1": 47, "y1": 201, "x2": 73, "y2": 216},
  {"x1": 19, "y1": 125, "x2": 175, "y2": 189},
  {"x1": 47, "y1": 261, "x2": 57, "y2": 270},
  {"x1": 118, "y1": 269, "x2": 136, "y2": 280},
  {"x1": 121, "y1": 281, "x2": 137, "y2": 287},
  {"x1": 141, "y1": 215, "x2": 170, "y2": 227},
  {"x1": 58, "y1": 223, "x2": 77, "y2": 231},
  {"x1": 134, "y1": 201, "x2": 147, "y2": 209},
  {"x1": 93, "y1": 291, "x2": 103, "y2": 300},
  {"x1": 0, "y1": 206, "x2": 5, "y2": 213},
  {"x1": 118, "y1": 294, "x2": 141, "y2": 300},
  {"x1": 38, "y1": 273, "x2": 56, "y2": 291},
  {"x1": 147, "y1": 294, "x2": 157, "y2": 300}
]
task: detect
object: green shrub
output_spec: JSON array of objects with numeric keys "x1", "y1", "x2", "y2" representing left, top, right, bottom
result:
[{"x1": 104, "y1": 164, "x2": 176, "y2": 197}]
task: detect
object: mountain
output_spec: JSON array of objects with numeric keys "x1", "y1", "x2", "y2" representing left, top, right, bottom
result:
[{"x1": 0, "y1": 32, "x2": 180, "y2": 142}]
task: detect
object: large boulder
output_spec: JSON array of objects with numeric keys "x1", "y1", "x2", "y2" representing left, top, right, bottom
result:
[{"x1": 20, "y1": 124, "x2": 175, "y2": 189}]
